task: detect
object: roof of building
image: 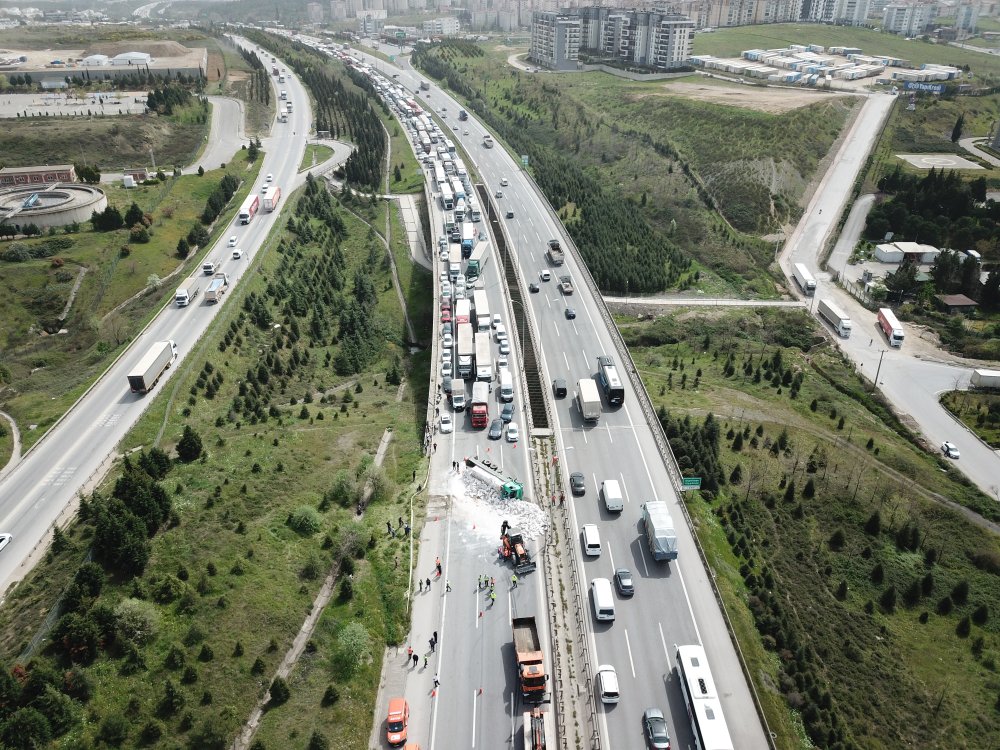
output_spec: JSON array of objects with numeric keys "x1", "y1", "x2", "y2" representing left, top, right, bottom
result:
[
  {"x1": 0, "y1": 165, "x2": 74, "y2": 174},
  {"x1": 935, "y1": 294, "x2": 978, "y2": 307}
]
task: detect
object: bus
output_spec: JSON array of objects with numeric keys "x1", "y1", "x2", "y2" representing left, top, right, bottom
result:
[
  {"x1": 596, "y1": 355, "x2": 625, "y2": 407},
  {"x1": 675, "y1": 645, "x2": 735, "y2": 750},
  {"x1": 419, "y1": 133, "x2": 431, "y2": 153},
  {"x1": 441, "y1": 184, "x2": 454, "y2": 211}
]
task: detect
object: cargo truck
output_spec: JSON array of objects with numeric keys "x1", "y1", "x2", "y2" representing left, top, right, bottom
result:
[
  {"x1": 470, "y1": 381, "x2": 491, "y2": 427},
  {"x1": 461, "y1": 223, "x2": 475, "y2": 257},
  {"x1": 455, "y1": 299, "x2": 471, "y2": 326},
  {"x1": 466, "y1": 242, "x2": 489, "y2": 281},
  {"x1": 576, "y1": 378, "x2": 601, "y2": 422},
  {"x1": 641, "y1": 501, "x2": 679, "y2": 561},
  {"x1": 449, "y1": 245, "x2": 462, "y2": 282},
  {"x1": 472, "y1": 289, "x2": 490, "y2": 332},
  {"x1": 512, "y1": 617, "x2": 548, "y2": 703},
  {"x1": 559, "y1": 275, "x2": 574, "y2": 295},
  {"x1": 127, "y1": 340, "x2": 178, "y2": 394},
  {"x1": 263, "y1": 186, "x2": 281, "y2": 212},
  {"x1": 204, "y1": 273, "x2": 229, "y2": 304},
  {"x1": 459, "y1": 108, "x2": 468, "y2": 121},
  {"x1": 175, "y1": 276, "x2": 201, "y2": 307},
  {"x1": 546, "y1": 239, "x2": 565, "y2": 266},
  {"x1": 877, "y1": 307, "x2": 904, "y2": 348},
  {"x1": 475, "y1": 336, "x2": 492, "y2": 382},
  {"x1": 971, "y1": 369, "x2": 1000, "y2": 390},
  {"x1": 420, "y1": 80, "x2": 430, "y2": 91},
  {"x1": 457, "y1": 324, "x2": 474, "y2": 379},
  {"x1": 792, "y1": 263, "x2": 816, "y2": 296},
  {"x1": 465, "y1": 456, "x2": 523, "y2": 498},
  {"x1": 817, "y1": 299, "x2": 852, "y2": 338},
  {"x1": 238, "y1": 194, "x2": 260, "y2": 224}
]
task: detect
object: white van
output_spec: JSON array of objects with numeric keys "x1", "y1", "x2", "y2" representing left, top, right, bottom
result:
[
  {"x1": 601, "y1": 479, "x2": 624, "y2": 513},
  {"x1": 280, "y1": 90, "x2": 287, "y2": 99},
  {"x1": 498, "y1": 369, "x2": 514, "y2": 403},
  {"x1": 591, "y1": 578, "x2": 615, "y2": 621},
  {"x1": 596, "y1": 665, "x2": 620, "y2": 704},
  {"x1": 582, "y1": 524, "x2": 601, "y2": 556}
]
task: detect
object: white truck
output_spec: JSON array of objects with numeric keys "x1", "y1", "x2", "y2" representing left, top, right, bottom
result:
[
  {"x1": 817, "y1": 299, "x2": 852, "y2": 338},
  {"x1": 263, "y1": 186, "x2": 281, "y2": 212},
  {"x1": 792, "y1": 263, "x2": 816, "y2": 296},
  {"x1": 576, "y1": 378, "x2": 601, "y2": 422},
  {"x1": 175, "y1": 276, "x2": 201, "y2": 307},
  {"x1": 449, "y1": 245, "x2": 462, "y2": 282},
  {"x1": 971, "y1": 369, "x2": 1000, "y2": 390},
  {"x1": 127, "y1": 340, "x2": 178, "y2": 394},
  {"x1": 498, "y1": 368, "x2": 514, "y2": 403},
  {"x1": 202, "y1": 259, "x2": 218, "y2": 275},
  {"x1": 641, "y1": 501, "x2": 678, "y2": 561},
  {"x1": 457, "y1": 323, "x2": 474, "y2": 379},
  {"x1": 204, "y1": 273, "x2": 229, "y2": 304},
  {"x1": 475, "y1": 334, "x2": 492, "y2": 382},
  {"x1": 473, "y1": 289, "x2": 490, "y2": 332}
]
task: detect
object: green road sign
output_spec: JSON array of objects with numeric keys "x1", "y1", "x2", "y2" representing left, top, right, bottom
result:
[
  {"x1": 681, "y1": 477, "x2": 702, "y2": 490},
  {"x1": 395, "y1": 31, "x2": 405, "y2": 39}
]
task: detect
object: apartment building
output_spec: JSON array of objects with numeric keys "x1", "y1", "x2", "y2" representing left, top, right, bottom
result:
[
  {"x1": 531, "y1": 11, "x2": 582, "y2": 70},
  {"x1": 882, "y1": 1, "x2": 937, "y2": 35}
]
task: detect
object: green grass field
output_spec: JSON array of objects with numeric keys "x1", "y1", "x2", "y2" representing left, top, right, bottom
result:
[
  {"x1": 299, "y1": 144, "x2": 335, "y2": 172},
  {"x1": 626, "y1": 307, "x2": 1000, "y2": 749},
  {"x1": 940, "y1": 390, "x2": 1000, "y2": 447}
]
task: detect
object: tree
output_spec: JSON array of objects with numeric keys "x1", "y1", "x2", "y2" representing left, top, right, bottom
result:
[
  {"x1": 981, "y1": 269, "x2": 1000, "y2": 311},
  {"x1": 951, "y1": 113, "x2": 965, "y2": 143},
  {"x1": 0, "y1": 707, "x2": 52, "y2": 750},
  {"x1": 268, "y1": 677, "x2": 290, "y2": 707},
  {"x1": 864, "y1": 511, "x2": 882, "y2": 536},
  {"x1": 75, "y1": 163, "x2": 101, "y2": 184},
  {"x1": 880, "y1": 585, "x2": 897, "y2": 613},
  {"x1": 114, "y1": 597, "x2": 160, "y2": 646},
  {"x1": 884, "y1": 259, "x2": 920, "y2": 300},
  {"x1": 307, "y1": 731, "x2": 330, "y2": 750},
  {"x1": 335, "y1": 622, "x2": 371, "y2": 676},
  {"x1": 124, "y1": 202, "x2": 145, "y2": 227},
  {"x1": 176, "y1": 425, "x2": 203, "y2": 462}
]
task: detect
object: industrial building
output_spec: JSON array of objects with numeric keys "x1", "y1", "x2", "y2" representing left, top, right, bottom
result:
[{"x1": 0, "y1": 165, "x2": 76, "y2": 188}]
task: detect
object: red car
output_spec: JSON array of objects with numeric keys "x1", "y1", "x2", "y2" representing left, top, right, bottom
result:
[{"x1": 441, "y1": 310, "x2": 452, "y2": 323}]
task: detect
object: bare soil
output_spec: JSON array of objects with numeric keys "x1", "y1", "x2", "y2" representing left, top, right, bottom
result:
[{"x1": 644, "y1": 81, "x2": 849, "y2": 114}]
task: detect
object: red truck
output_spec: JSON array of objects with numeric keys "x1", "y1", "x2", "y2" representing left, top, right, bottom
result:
[
  {"x1": 238, "y1": 194, "x2": 259, "y2": 224},
  {"x1": 471, "y1": 381, "x2": 489, "y2": 428}
]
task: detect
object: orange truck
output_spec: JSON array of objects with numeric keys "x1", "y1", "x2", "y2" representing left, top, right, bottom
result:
[{"x1": 512, "y1": 616, "x2": 547, "y2": 703}]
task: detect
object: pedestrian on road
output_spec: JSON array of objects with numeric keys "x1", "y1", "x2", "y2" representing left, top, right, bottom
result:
[
  {"x1": 425, "y1": 577, "x2": 431, "y2": 590},
  {"x1": 433, "y1": 631, "x2": 438, "y2": 644},
  {"x1": 407, "y1": 646, "x2": 413, "y2": 659},
  {"x1": 433, "y1": 442, "x2": 437, "y2": 453},
  {"x1": 478, "y1": 574, "x2": 483, "y2": 589},
  {"x1": 490, "y1": 577, "x2": 495, "y2": 589},
  {"x1": 436, "y1": 563, "x2": 442, "y2": 577},
  {"x1": 433, "y1": 674, "x2": 440, "y2": 688},
  {"x1": 429, "y1": 637, "x2": 435, "y2": 652},
  {"x1": 412, "y1": 653, "x2": 418, "y2": 667},
  {"x1": 511, "y1": 574, "x2": 518, "y2": 588},
  {"x1": 489, "y1": 591, "x2": 496, "y2": 606},
  {"x1": 446, "y1": 579, "x2": 452, "y2": 592},
  {"x1": 418, "y1": 579, "x2": 424, "y2": 593},
  {"x1": 424, "y1": 656, "x2": 428, "y2": 669},
  {"x1": 405, "y1": 523, "x2": 411, "y2": 536}
]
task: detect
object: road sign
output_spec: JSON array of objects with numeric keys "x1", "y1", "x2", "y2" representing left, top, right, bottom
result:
[
  {"x1": 395, "y1": 31, "x2": 405, "y2": 39},
  {"x1": 521, "y1": 155, "x2": 529, "y2": 167},
  {"x1": 681, "y1": 477, "x2": 702, "y2": 490}
]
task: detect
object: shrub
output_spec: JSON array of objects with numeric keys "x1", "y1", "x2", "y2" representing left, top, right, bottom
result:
[
  {"x1": 288, "y1": 506, "x2": 322, "y2": 536},
  {"x1": 268, "y1": 677, "x2": 290, "y2": 707}
]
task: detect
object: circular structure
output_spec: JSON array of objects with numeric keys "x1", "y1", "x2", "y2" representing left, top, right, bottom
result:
[{"x1": 0, "y1": 184, "x2": 107, "y2": 229}]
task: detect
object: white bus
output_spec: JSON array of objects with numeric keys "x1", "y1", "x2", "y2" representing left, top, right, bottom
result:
[
  {"x1": 675, "y1": 645, "x2": 735, "y2": 750},
  {"x1": 441, "y1": 184, "x2": 454, "y2": 211}
]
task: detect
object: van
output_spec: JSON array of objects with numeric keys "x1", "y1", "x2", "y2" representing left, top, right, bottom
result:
[
  {"x1": 591, "y1": 577, "x2": 615, "y2": 621},
  {"x1": 582, "y1": 524, "x2": 601, "y2": 556},
  {"x1": 499, "y1": 369, "x2": 514, "y2": 403},
  {"x1": 552, "y1": 379, "x2": 567, "y2": 398},
  {"x1": 280, "y1": 90, "x2": 287, "y2": 99},
  {"x1": 451, "y1": 390, "x2": 465, "y2": 411},
  {"x1": 601, "y1": 479, "x2": 624, "y2": 513},
  {"x1": 386, "y1": 697, "x2": 409, "y2": 746},
  {"x1": 596, "y1": 665, "x2": 620, "y2": 704}
]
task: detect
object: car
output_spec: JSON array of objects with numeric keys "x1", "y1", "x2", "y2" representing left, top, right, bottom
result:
[
  {"x1": 386, "y1": 697, "x2": 409, "y2": 746},
  {"x1": 642, "y1": 708, "x2": 670, "y2": 750},
  {"x1": 488, "y1": 418, "x2": 503, "y2": 440},
  {"x1": 565, "y1": 307, "x2": 576, "y2": 320},
  {"x1": 442, "y1": 376, "x2": 453, "y2": 394},
  {"x1": 454, "y1": 287, "x2": 467, "y2": 301},
  {"x1": 495, "y1": 190, "x2": 503, "y2": 198},
  {"x1": 440, "y1": 412, "x2": 453, "y2": 434},
  {"x1": 506, "y1": 210, "x2": 514, "y2": 219},
  {"x1": 496, "y1": 353, "x2": 508, "y2": 371},
  {"x1": 441, "y1": 361, "x2": 452, "y2": 378},
  {"x1": 540, "y1": 270, "x2": 551, "y2": 281},
  {"x1": 492, "y1": 313, "x2": 502, "y2": 329},
  {"x1": 941, "y1": 441, "x2": 960, "y2": 459},
  {"x1": 441, "y1": 349, "x2": 452, "y2": 365},
  {"x1": 232, "y1": 248, "x2": 244, "y2": 259},
  {"x1": 441, "y1": 285, "x2": 452, "y2": 300},
  {"x1": 227, "y1": 235, "x2": 238, "y2": 247},
  {"x1": 440, "y1": 322, "x2": 452, "y2": 337},
  {"x1": 614, "y1": 568, "x2": 635, "y2": 597},
  {"x1": 506, "y1": 422, "x2": 520, "y2": 442},
  {"x1": 464, "y1": 129, "x2": 469, "y2": 135},
  {"x1": 452, "y1": 124, "x2": 458, "y2": 130},
  {"x1": 499, "y1": 340, "x2": 510, "y2": 355},
  {"x1": 501, "y1": 401, "x2": 516, "y2": 423},
  {"x1": 500, "y1": 177, "x2": 509, "y2": 186},
  {"x1": 442, "y1": 333, "x2": 453, "y2": 348},
  {"x1": 552, "y1": 378, "x2": 567, "y2": 398},
  {"x1": 0, "y1": 533, "x2": 12, "y2": 553},
  {"x1": 529, "y1": 282, "x2": 539, "y2": 293},
  {"x1": 266, "y1": 173, "x2": 273, "y2": 182},
  {"x1": 441, "y1": 309, "x2": 452, "y2": 323},
  {"x1": 494, "y1": 324, "x2": 507, "y2": 342},
  {"x1": 392, "y1": 73, "x2": 399, "y2": 78},
  {"x1": 569, "y1": 471, "x2": 586, "y2": 496}
]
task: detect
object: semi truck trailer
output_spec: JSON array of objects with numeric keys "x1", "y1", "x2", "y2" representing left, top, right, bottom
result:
[
  {"x1": 792, "y1": 263, "x2": 816, "y2": 296},
  {"x1": 471, "y1": 381, "x2": 490, "y2": 427},
  {"x1": 127, "y1": 340, "x2": 178, "y2": 394},
  {"x1": 877, "y1": 307, "x2": 905, "y2": 348},
  {"x1": 641, "y1": 501, "x2": 679, "y2": 561},
  {"x1": 576, "y1": 378, "x2": 601, "y2": 422},
  {"x1": 817, "y1": 299, "x2": 852, "y2": 338}
]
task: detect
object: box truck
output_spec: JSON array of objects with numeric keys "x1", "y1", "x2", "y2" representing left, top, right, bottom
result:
[
  {"x1": 473, "y1": 289, "x2": 490, "y2": 332},
  {"x1": 127, "y1": 340, "x2": 178, "y2": 394},
  {"x1": 971, "y1": 369, "x2": 1000, "y2": 389},
  {"x1": 475, "y1": 335, "x2": 492, "y2": 382},
  {"x1": 175, "y1": 276, "x2": 201, "y2": 307},
  {"x1": 576, "y1": 378, "x2": 601, "y2": 422},
  {"x1": 877, "y1": 308, "x2": 904, "y2": 348},
  {"x1": 792, "y1": 263, "x2": 816, "y2": 296},
  {"x1": 817, "y1": 299, "x2": 852, "y2": 338},
  {"x1": 456, "y1": 324, "x2": 474, "y2": 379},
  {"x1": 263, "y1": 186, "x2": 281, "y2": 212},
  {"x1": 204, "y1": 273, "x2": 229, "y2": 304},
  {"x1": 641, "y1": 501, "x2": 678, "y2": 561},
  {"x1": 470, "y1": 381, "x2": 490, "y2": 427}
]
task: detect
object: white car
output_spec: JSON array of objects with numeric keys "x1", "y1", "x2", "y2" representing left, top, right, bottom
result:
[
  {"x1": 464, "y1": 129, "x2": 469, "y2": 135},
  {"x1": 506, "y1": 422, "x2": 519, "y2": 443},
  {"x1": 492, "y1": 314, "x2": 502, "y2": 329},
  {"x1": 441, "y1": 361, "x2": 452, "y2": 378},
  {"x1": 266, "y1": 173, "x2": 274, "y2": 182},
  {"x1": 494, "y1": 324, "x2": 507, "y2": 342},
  {"x1": 441, "y1": 349, "x2": 452, "y2": 365},
  {"x1": 500, "y1": 177, "x2": 508, "y2": 186},
  {"x1": 0, "y1": 533, "x2": 12, "y2": 553},
  {"x1": 228, "y1": 235, "x2": 238, "y2": 247},
  {"x1": 440, "y1": 413, "x2": 453, "y2": 434},
  {"x1": 442, "y1": 333, "x2": 453, "y2": 348},
  {"x1": 496, "y1": 354, "x2": 508, "y2": 372},
  {"x1": 941, "y1": 441, "x2": 960, "y2": 459},
  {"x1": 499, "y1": 340, "x2": 510, "y2": 356},
  {"x1": 232, "y1": 249, "x2": 244, "y2": 259}
]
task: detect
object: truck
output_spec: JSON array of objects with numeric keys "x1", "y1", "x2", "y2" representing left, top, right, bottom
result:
[
  {"x1": 127, "y1": 340, "x2": 178, "y2": 394},
  {"x1": 202, "y1": 260, "x2": 218, "y2": 275},
  {"x1": 483, "y1": 134, "x2": 494, "y2": 148},
  {"x1": 174, "y1": 276, "x2": 201, "y2": 307},
  {"x1": 457, "y1": 323, "x2": 475, "y2": 379},
  {"x1": 471, "y1": 380, "x2": 490, "y2": 427},
  {"x1": 263, "y1": 186, "x2": 281, "y2": 212},
  {"x1": 576, "y1": 378, "x2": 601, "y2": 422},
  {"x1": 420, "y1": 80, "x2": 430, "y2": 91},
  {"x1": 475, "y1": 335, "x2": 492, "y2": 382},
  {"x1": 455, "y1": 299, "x2": 471, "y2": 326},
  {"x1": 473, "y1": 289, "x2": 490, "y2": 332},
  {"x1": 461, "y1": 222, "x2": 475, "y2": 257},
  {"x1": 877, "y1": 307, "x2": 904, "y2": 348},
  {"x1": 465, "y1": 456, "x2": 523, "y2": 499},
  {"x1": 501, "y1": 528, "x2": 537, "y2": 573},
  {"x1": 641, "y1": 501, "x2": 679, "y2": 561},
  {"x1": 272, "y1": 65, "x2": 279, "y2": 76},
  {"x1": 448, "y1": 245, "x2": 463, "y2": 282},
  {"x1": 559, "y1": 275, "x2": 574, "y2": 295},
  {"x1": 817, "y1": 299, "x2": 852, "y2": 338},
  {"x1": 792, "y1": 262, "x2": 816, "y2": 296},
  {"x1": 238, "y1": 194, "x2": 260, "y2": 224},
  {"x1": 971, "y1": 369, "x2": 1000, "y2": 390},
  {"x1": 546, "y1": 239, "x2": 565, "y2": 266},
  {"x1": 466, "y1": 242, "x2": 489, "y2": 281},
  {"x1": 512, "y1": 617, "x2": 548, "y2": 702},
  {"x1": 204, "y1": 272, "x2": 229, "y2": 304}
]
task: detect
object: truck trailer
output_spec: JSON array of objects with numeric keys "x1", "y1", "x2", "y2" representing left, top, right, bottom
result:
[
  {"x1": 576, "y1": 378, "x2": 601, "y2": 422},
  {"x1": 877, "y1": 307, "x2": 904, "y2": 348},
  {"x1": 204, "y1": 273, "x2": 229, "y2": 304},
  {"x1": 475, "y1": 336, "x2": 492, "y2": 382},
  {"x1": 817, "y1": 299, "x2": 852, "y2": 338},
  {"x1": 472, "y1": 289, "x2": 490, "y2": 332},
  {"x1": 792, "y1": 263, "x2": 816, "y2": 296},
  {"x1": 461, "y1": 223, "x2": 475, "y2": 257},
  {"x1": 454, "y1": 299, "x2": 471, "y2": 326},
  {"x1": 457, "y1": 324, "x2": 474, "y2": 379},
  {"x1": 466, "y1": 242, "x2": 489, "y2": 281},
  {"x1": 175, "y1": 276, "x2": 201, "y2": 307},
  {"x1": 512, "y1": 616, "x2": 548, "y2": 703},
  {"x1": 127, "y1": 340, "x2": 178, "y2": 394},
  {"x1": 971, "y1": 369, "x2": 1000, "y2": 390},
  {"x1": 238, "y1": 194, "x2": 260, "y2": 224},
  {"x1": 263, "y1": 186, "x2": 281, "y2": 212},
  {"x1": 465, "y1": 456, "x2": 523, "y2": 498},
  {"x1": 641, "y1": 501, "x2": 679, "y2": 561},
  {"x1": 471, "y1": 380, "x2": 490, "y2": 427},
  {"x1": 449, "y1": 245, "x2": 463, "y2": 282}
]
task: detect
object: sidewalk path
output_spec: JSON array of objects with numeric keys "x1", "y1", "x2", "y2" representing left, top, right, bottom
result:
[{"x1": 959, "y1": 137, "x2": 1000, "y2": 168}]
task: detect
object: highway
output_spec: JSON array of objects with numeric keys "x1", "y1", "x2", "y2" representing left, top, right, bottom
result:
[
  {"x1": 0, "y1": 39, "x2": 314, "y2": 596},
  {"x1": 344, "y1": 46, "x2": 770, "y2": 750}
]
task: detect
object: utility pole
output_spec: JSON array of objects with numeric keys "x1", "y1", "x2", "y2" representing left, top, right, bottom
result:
[{"x1": 872, "y1": 349, "x2": 886, "y2": 393}]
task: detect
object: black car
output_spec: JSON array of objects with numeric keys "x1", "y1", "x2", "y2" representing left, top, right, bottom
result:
[
  {"x1": 488, "y1": 418, "x2": 503, "y2": 440},
  {"x1": 506, "y1": 210, "x2": 514, "y2": 219},
  {"x1": 564, "y1": 307, "x2": 576, "y2": 320},
  {"x1": 529, "y1": 282, "x2": 539, "y2": 293},
  {"x1": 569, "y1": 472, "x2": 586, "y2": 496},
  {"x1": 552, "y1": 379, "x2": 567, "y2": 398},
  {"x1": 614, "y1": 568, "x2": 634, "y2": 597}
]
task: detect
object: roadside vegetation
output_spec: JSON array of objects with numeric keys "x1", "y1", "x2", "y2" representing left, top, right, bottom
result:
[
  {"x1": 299, "y1": 144, "x2": 335, "y2": 172},
  {"x1": 414, "y1": 41, "x2": 848, "y2": 296},
  {"x1": 0, "y1": 177, "x2": 427, "y2": 749},
  {"x1": 624, "y1": 307, "x2": 1000, "y2": 750},
  {"x1": 940, "y1": 389, "x2": 1000, "y2": 447}
]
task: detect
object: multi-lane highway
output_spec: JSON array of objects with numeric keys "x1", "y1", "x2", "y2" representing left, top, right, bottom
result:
[{"x1": 0, "y1": 40, "x2": 314, "y2": 595}]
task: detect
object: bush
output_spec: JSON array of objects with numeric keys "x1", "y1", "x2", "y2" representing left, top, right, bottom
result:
[
  {"x1": 288, "y1": 506, "x2": 322, "y2": 536},
  {"x1": 176, "y1": 425, "x2": 203, "y2": 462},
  {"x1": 268, "y1": 677, "x2": 290, "y2": 707}
]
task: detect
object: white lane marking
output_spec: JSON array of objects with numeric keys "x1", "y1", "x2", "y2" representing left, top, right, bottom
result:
[
  {"x1": 618, "y1": 472, "x2": 630, "y2": 506},
  {"x1": 624, "y1": 629, "x2": 636, "y2": 678}
]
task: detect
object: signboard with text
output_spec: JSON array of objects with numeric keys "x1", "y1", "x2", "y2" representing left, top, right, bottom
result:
[{"x1": 681, "y1": 477, "x2": 702, "y2": 491}]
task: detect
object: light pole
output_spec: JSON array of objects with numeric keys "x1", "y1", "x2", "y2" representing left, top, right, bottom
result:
[{"x1": 871, "y1": 348, "x2": 886, "y2": 393}]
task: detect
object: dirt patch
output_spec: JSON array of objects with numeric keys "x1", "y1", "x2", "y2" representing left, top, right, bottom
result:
[
  {"x1": 637, "y1": 82, "x2": 849, "y2": 114},
  {"x1": 228, "y1": 70, "x2": 249, "y2": 83},
  {"x1": 206, "y1": 51, "x2": 224, "y2": 82},
  {"x1": 88, "y1": 40, "x2": 190, "y2": 58}
]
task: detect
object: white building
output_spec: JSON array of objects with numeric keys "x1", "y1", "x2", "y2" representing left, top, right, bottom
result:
[
  {"x1": 111, "y1": 51, "x2": 152, "y2": 66},
  {"x1": 882, "y1": 2, "x2": 937, "y2": 35},
  {"x1": 423, "y1": 17, "x2": 461, "y2": 35}
]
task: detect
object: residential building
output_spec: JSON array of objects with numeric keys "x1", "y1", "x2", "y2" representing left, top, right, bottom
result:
[
  {"x1": 307, "y1": 2, "x2": 324, "y2": 23},
  {"x1": 882, "y1": 2, "x2": 937, "y2": 35},
  {"x1": 530, "y1": 11, "x2": 581, "y2": 71},
  {"x1": 955, "y1": 1, "x2": 979, "y2": 32},
  {"x1": 423, "y1": 16, "x2": 461, "y2": 35}
]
